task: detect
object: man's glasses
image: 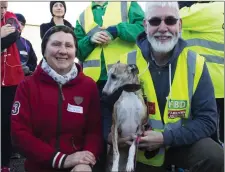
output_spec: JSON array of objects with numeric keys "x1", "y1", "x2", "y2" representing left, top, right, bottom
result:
[{"x1": 148, "y1": 16, "x2": 178, "y2": 26}]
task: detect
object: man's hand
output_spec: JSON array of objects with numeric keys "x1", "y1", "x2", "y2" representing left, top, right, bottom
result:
[
  {"x1": 138, "y1": 130, "x2": 164, "y2": 151},
  {"x1": 127, "y1": 130, "x2": 164, "y2": 151},
  {"x1": 70, "y1": 164, "x2": 92, "y2": 172},
  {"x1": 1, "y1": 24, "x2": 16, "y2": 38},
  {"x1": 90, "y1": 31, "x2": 110, "y2": 44},
  {"x1": 63, "y1": 151, "x2": 96, "y2": 169}
]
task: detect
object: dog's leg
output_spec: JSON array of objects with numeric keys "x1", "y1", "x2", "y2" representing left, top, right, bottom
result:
[
  {"x1": 126, "y1": 140, "x2": 136, "y2": 172},
  {"x1": 111, "y1": 124, "x2": 120, "y2": 172},
  {"x1": 111, "y1": 112, "x2": 120, "y2": 172}
]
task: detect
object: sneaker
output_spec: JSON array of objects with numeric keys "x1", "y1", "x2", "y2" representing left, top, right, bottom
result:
[{"x1": 1, "y1": 167, "x2": 10, "y2": 172}]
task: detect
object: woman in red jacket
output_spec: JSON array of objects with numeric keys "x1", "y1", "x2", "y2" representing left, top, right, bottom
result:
[{"x1": 11, "y1": 25, "x2": 102, "y2": 172}]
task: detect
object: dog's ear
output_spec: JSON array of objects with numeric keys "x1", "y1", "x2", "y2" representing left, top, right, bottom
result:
[{"x1": 128, "y1": 64, "x2": 139, "y2": 75}]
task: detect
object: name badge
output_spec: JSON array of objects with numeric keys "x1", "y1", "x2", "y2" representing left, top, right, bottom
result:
[
  {"x1": 67, "y1": 103, "x2": 83, "y2": 114},
  {"x1": 20, "y1": 50, "x2": 28, "y2": 55}
]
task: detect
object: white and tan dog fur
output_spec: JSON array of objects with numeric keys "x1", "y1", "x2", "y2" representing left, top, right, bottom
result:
[{"x1": 103, "y1": 63, "x2": 148, "y2": 172}]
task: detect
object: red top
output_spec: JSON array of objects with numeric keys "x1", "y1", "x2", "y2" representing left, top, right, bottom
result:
[
  {"x1": 11, "y1": 63, "x2": 103, "y2": 171},
  {"x1": 1, "y1": 11, "x2": 24, "y2": 86}
]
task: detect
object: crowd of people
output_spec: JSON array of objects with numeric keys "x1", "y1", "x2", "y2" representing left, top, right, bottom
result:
[{"x1": 1, "y1": 1, "x2": 224, "y2": 172}]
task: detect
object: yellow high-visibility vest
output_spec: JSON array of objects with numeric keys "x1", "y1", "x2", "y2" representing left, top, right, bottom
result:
[
  {"x1": 79, "y1": 2, "x2": 136, "y2": 81},
  {"x1": 180, "y1": 2, "x2": 224, "y2": 98},
  {"x1": 120, "y1": 47, "x2": 205, "y2": 166}
]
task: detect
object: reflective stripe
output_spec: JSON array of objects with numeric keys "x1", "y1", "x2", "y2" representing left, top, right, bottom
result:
[
  {"x1": 200, "y1": 54, "x2": 224, "y2": 64},
  {"x1": 186, "y1": 39, "x2": 224, "y2": 51},
  {"x1": 86, "y1": 26, "x2": 101, "y2": 37},
  {"x1": 79, "y1": 11, "x2": 85, "y2": 29},
  {"x1": 127, "y1": 50, "x2": 137, "y2": 65},
  {"x1": 149, "y1": 119, "x2": 164, "y2": 130},
  {"x1": 150, "y1": 119, "x2": 183, "y2": 130},
  {"x1": 158, "y1": 147, "x2": 164, "y2": 155},
  {"x1": 187, "y1": 51, "x2": 196, "y2": 113},
  {"x1": 121, "y1": 1, "x2": 128, "y2": 22},
  {"x1": 83, "y1": 60, "x2": 100, "y2": 68},
  {"x1": 164, "y1": 120, "x2": 182, "y2": 130},
  {"x1": 82, "y1": 2, "x2": 128, "y2": 37}
]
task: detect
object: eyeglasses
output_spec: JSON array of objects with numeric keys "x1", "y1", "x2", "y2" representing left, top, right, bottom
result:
[{"x1": 148, "y1": 16, "x2": 178, "y2": 26}]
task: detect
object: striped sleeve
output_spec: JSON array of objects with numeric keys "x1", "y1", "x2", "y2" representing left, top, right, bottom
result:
[{"x1": 51, "y1": 152, "x2": 68, "y2": 169}]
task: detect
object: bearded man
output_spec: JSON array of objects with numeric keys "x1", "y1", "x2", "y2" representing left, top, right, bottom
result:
[{"x1": 117, "y1": 2, "x2": 224, "y2": 172}]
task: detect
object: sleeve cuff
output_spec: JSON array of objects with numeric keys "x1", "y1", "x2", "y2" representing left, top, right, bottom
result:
[
  {"x1": 51, "y1": 152, "x2": 68, "y2": 169},
  {"x1": 162, "y1": 129, "x2": 173, "y2": 146},
  {"x1": 106, "y1": 26, "x2": 118, "y2": 39}
]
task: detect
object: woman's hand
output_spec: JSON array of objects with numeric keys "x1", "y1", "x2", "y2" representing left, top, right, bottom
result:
[
  {"x1": 70, "y1": 164, "x2": 92, "y2": 172},
  {"x1": 63, "y1": 151, "x2": 96, "y2": 168}
]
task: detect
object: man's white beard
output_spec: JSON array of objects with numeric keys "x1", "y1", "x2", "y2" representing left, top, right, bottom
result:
[{"x1": 147, "y1": 32, "x2": 179, "y2": 53}]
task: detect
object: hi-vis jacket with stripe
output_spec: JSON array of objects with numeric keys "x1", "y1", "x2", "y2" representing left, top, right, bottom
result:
[
  {"x1": 74, "y1": 2, "x2": 144, "y2": 82},
  {"x1": 120, "y1": 35, "x2": 218, "y2": 166},
  {"x1": 180, "y1": 2, "x2": 224, "y2": 98}
]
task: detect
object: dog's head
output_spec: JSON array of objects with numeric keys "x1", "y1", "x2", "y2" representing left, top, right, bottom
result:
[{"x1": 102, "y1": 62, "x2": 140, "y2": 96}]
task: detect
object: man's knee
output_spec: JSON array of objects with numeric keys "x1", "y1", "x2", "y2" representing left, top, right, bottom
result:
[{"x1": 192, "y1": 138, "x2": 224, "y2": 171}]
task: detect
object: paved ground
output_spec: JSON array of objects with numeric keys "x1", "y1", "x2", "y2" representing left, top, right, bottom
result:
[{"x1": 10, "y1": 157, "x2": 25, "y2": 172}]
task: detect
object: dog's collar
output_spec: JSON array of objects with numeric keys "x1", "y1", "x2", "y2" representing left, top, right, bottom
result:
[
  {"x1": 101, "y1": 84, "x2": 142, "y2": 111},
  {"x1": 122, "y1": 84, "x2": 142, "y2": 92}
]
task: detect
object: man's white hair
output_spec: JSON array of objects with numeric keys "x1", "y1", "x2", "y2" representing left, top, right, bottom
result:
[{"x1": 145, "y1": 2, "x2": 180, "y2": 19}]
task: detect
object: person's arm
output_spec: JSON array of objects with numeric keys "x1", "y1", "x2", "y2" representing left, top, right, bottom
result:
[
  {"x1": 1, "y1": 30, "x2": 19, "y2": 51},
  {"x1": 11, "y1": 80, "x2": 68, "y2": 169},
  {"x1": 106, "y1": 2, "x2": 144, "y2": 42},
  {"x1": 74, "y1": 20, "x2": 96, "y2": 62},
  {"x1": 26, "y1": 41, "x2": 37, "y2": 72},
  {"x1": 163, "y1": 63, "x2": 218, "y2": 146},
  {"x1": 83, "y1": 79, "x2": 103, "y2": 159}
]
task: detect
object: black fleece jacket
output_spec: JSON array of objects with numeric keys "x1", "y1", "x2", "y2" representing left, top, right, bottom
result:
[{"x1": 40, "y1": 18, "x2": 74, "y2": 39}]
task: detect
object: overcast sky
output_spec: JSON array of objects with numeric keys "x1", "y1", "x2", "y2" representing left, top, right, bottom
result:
[
  {"x1": 8, "y1": 2, "x2": 146, "y2": 26},
  {"x1": 6, "y1": 2, "x2": 147, "y2": 61}
]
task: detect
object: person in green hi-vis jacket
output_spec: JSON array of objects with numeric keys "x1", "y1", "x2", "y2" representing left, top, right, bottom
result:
[{"x1": 74, "y1": 1, "x2": 144, "y2": 171}]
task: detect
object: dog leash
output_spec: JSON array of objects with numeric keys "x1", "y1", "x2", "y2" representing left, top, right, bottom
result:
[{"x1": 134, "y1": 134, "x2": 141, "y2": 171}]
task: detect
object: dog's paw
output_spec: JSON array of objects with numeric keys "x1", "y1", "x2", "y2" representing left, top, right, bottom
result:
[
  {"x1": 126, "y1": 160, "x2": 134, "y2": 172},
  {"x1": 111, "y1": 163, "x2": 119, "y2": 172},
  {"x1": 111, "y1": 157, "x2": 119, "y2": 172}
]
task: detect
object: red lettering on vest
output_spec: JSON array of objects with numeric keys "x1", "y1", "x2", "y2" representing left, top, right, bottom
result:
[{"x1": 147, "y1": 102, "x2": 156, "y2": 114}]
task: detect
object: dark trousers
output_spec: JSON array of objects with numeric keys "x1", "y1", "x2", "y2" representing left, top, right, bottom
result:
[
  {"x1": 1, "y1": 86, "x2": 17, "y2": 167},
  {"x1": 216, "y1": 98, "x2": 224, "y2": 142},
  {"x1": 136, "y1": 138, "x2": 224, "y2": 172},
  {"x1": 95, "y1": 80, "x2": 112, "y2": 172}
]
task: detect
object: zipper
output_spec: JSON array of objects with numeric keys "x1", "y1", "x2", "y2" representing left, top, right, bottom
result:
[
  {"x1": 55, "y1": 84, "x2": 64, "y2": 151},
  {"x1": 71, "y1": 137, "x2": 77, "y2": 151},
  {"x1": 2, "y1": 53, "x2": 7, "y2": 85},
  {"x1": 59, "y1": 84, "x2": 65, "y2": 101}
]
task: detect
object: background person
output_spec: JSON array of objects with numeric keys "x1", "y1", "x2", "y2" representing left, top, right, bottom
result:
[
  {"x1": 15, "y1": 13, "x2": 37, "y2": 76},
  {"x1": 40, "y1": 1, "x2": 73, "y2": 39},
  {"x1": 179, "y1": 1, "x2": 224, "y2": 143},
  {"x1": 1, "y1": 1, "x2": 24, "y2": 171}
]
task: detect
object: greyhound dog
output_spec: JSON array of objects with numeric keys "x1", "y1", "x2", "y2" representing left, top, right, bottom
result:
[{"x1": 102, "y1": 62, "x2": 148, "y2": 172}]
